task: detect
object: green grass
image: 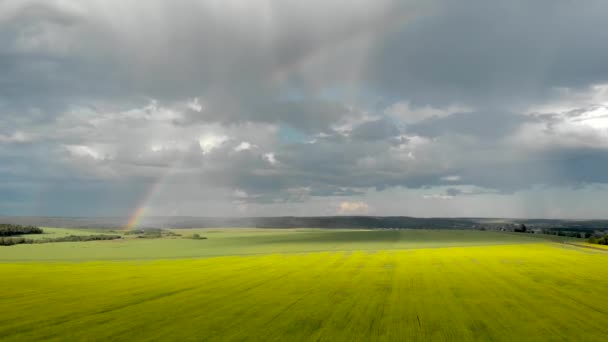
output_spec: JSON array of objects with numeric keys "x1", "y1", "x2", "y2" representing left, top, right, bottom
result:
[
  {"x1": 0, "y1": 229, "x2": 539, "y2": 261},
  {"x1": 1, "y1": 229, "x2": 606, "y2": 341}
]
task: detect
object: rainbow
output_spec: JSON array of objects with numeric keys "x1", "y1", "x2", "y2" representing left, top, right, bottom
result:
[
  {"x1": 124, "y1": 164, "x2": 178, "y2": 230},
  {"x1": 125, "y1": 206, "x2": 147, "y2": 230}
]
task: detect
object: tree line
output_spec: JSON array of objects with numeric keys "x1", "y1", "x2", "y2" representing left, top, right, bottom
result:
[
  {"x1": 0, "y1": 224, "x2": 43, "y2": 236},
  {"x1": 0, "y1": 234, "x2": 121, "y2": 246},
  {"x1": 588, "y1": 234, "x2": 608, "y2": 245}
]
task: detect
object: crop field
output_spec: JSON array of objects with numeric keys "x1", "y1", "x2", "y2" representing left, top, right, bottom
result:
[
  {"x1": 1, "y1": 229, "x2": 607, "y2": 341},
  {"x1": 0, "y1": 228, "x2": 539, "y2": 261}
]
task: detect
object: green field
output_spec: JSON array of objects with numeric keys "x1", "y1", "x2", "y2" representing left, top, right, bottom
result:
[
  {"x1": 1, "y1": 228, "x2": 607, "y2": 341},
  {"x1": 21, "y1": 227, "x2": 118, "y2": 240},
  {"x1": 0, "y1": 228, "x2": 539, "y2": 261}
]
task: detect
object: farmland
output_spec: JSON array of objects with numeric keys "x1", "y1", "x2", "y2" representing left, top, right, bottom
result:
[
  {"x1": 0, "y1": 228, "x2": 540, "y2": 261},
  {"x1": 1, "y1": 229, "x2": 607, "y2": 341}
]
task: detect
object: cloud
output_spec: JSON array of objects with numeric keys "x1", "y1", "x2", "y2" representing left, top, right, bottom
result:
[
  {"x1": 5, "y1": 1, "x2": 608, "y2": 217},
  {"x1": 0, "y1": 132, "x2": 33, "y2": 143},
  {"x1": 65, "y1": 145, "x2": 106, "y2": 161},
  {"x1": 263, "y1": 153, "x2": 278, "y2": 165},
  {"x1": 512, "y1": 104, "x2": 608, "y2": 150},
  {"x1": 445, "y1": 188, "x2": 462, "y2": 196},
  {"x1": 385, "y1": 101, "x2": 470, "y2": 124},
  {"x1": 187, "y1": 97, "x2": 203, "y2": 113},
  {"x1": 369, "y1": 0, "x2": 608, "y2": 107},
  {"x1": 422, "y1": 194, "x2": 453, "y2": 200},
  {"x1": 338, "y1": 201, "x2": 370, "y2": 214},
  {"x1": 409, "y1": 110, "x2": 535, "y2": 139},
  {"x1": 198, "y1": 134, "x2": 228, "y2": 155},
  {"x1": 234, "y1": 141, "x2": 254, "y2": 152},
  {"x1": 350, "y1": 119, "x2": 400, "y2": 141},
  {"x1": 441, "y1": 175, "x2": 461, "y2": 182}
]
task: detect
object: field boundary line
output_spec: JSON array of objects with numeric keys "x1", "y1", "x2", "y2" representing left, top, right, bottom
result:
[{"x1": 562, "y1": 242, "x2": 608, "y2": 253}]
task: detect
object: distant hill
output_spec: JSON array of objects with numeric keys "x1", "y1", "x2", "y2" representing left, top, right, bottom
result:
[
  {"x1": 2, "y1": 215, "x2": 608, "y2": 230},
  {"x1": 0, "y1": 215, "x2": 475, "y2": 229}
]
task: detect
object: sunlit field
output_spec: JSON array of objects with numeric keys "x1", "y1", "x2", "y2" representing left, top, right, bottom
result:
[
  {"x1": 18, "y1": 227, "x2": 115, "y2": 240},
  {"x1": 1, "y1": 229, "x2": 607, "y2": 341},
  {"x1": 0, "y1": 228, "x2": 539, "y2": 261}
]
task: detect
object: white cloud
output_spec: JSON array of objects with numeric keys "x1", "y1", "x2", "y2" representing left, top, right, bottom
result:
[
  {"x1": 513, "y1": 105, "x2": 608, "y2": 150},
  {"x1": 331, "y1": 109, "x2": 379, "y2": 135},
  {"x1": 198, "y1": 134, "x2": 228, "y2": 154},
  {"x1": 233, "y1": 189, "x2": 248, "y2": 199},
  {"x1": 187, "y1": 97, "x2": 203, "y2": 112},
  {"x1": 65, "y1": 145, "x2": 106, "y2": 161},
  {"x1": 385, "y1": 101, "x2": 471, "y2": 124},
  {"x1": 338, "y1": 201, "x2": 370, "y2": 214},
  {"x1": 527, "y1": 84, "x2": 608, "y2": 114},
  {"x1": 568, "y1": 106, "x2": 608, "y2": 130},
  {"x1": 263, "y1": 152, "x2": 277, "y2": 165},
  {"x1": 441, "y1": 175, "x2": 461, "y2": 182},
  {"x1": 422, "y1": 194, "x2": 454, "y2": 200},
  {"x1": 517, "y1": 85, "x2": 608, "y2": 150},
  {"x1": 234, "y1": 141, "x2": 254, "y2": 152}
]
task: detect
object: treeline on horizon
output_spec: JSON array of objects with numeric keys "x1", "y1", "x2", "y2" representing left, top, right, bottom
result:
[
  {"x1": 154, "y1": 216, "x2": 477, "y2": 229},
  {"x1": 124, "y1": 228, "x2": 182, "y2": 239},
  {"x1": 0, "y1": 223, "x2": 123, "y2": 246},
  {"x1": 0, "y1": 224, "x2": 43, "y2": 236},
  {"x1": 0, "y1": 234, "x2": 121, "y2": 246}
]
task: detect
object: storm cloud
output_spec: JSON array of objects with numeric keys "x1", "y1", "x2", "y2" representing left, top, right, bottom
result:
[{"x1": 3, "y1": 0, "x2": 608, "y2": 218}]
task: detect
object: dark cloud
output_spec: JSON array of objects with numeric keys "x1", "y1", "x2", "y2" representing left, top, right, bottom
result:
[
  {"x1": 177, "y1": 99, "x2": 358, "y2": 134},
  {"x1": 351, "y1": 119, "x2": 400, "y2": 141},
  {"x1": 369, "y1": 0, "x2": 608, "y2": 107},
  {"x1": 3, "y1": 1, "x2": 608, "y2": 217},
  {"x1": 409, "y1": 111, "x2": 535, "y2": 139}
]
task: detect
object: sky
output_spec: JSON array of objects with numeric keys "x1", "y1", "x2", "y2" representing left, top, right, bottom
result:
[{"x1": 3, "y1": 0, "x2": 608, "y2": 219}]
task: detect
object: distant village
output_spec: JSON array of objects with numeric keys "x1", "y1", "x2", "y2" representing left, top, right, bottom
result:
[{"x1": 473, "y1": 222, "x2": 608, "y2": 240}]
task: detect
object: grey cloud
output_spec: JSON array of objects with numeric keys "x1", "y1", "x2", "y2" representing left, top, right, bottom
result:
[
  {"x1": 368, "y1": 0, "x2": 608, "y2": 107},
  {"x1": 4, "y1": 1, "x2": 608, "y2": 217},
  {"x1": 1, "y1": 0, "x2": 404, "y2": 102},
  {"x1": 4, "y1": 0, "x2": 608, "y2": 110},
  {"x1": 178, "y1": 99, "x2": 358, "y2": 134},
  {"x1": 445, "y1": 188, "x2": 462, "y2": 197},
  {"x1": 350, "y1": 119, "x2": 400, "y2": 141},
  {"x1": 409, "y1": 111, "x2": 536, "y2": 139}
]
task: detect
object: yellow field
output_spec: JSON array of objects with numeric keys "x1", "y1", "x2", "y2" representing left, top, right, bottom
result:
[{"x1": 1, "y1": 242, "x2": 607, "y2": 341}]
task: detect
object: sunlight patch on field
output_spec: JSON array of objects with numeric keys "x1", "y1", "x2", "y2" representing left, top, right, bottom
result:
[
  {"x1": 20, "y1": 227, "x2": 115, "y2": 240},
  {"x1": 0, "y1": 229, "x2": 540, "y2": 261}
]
